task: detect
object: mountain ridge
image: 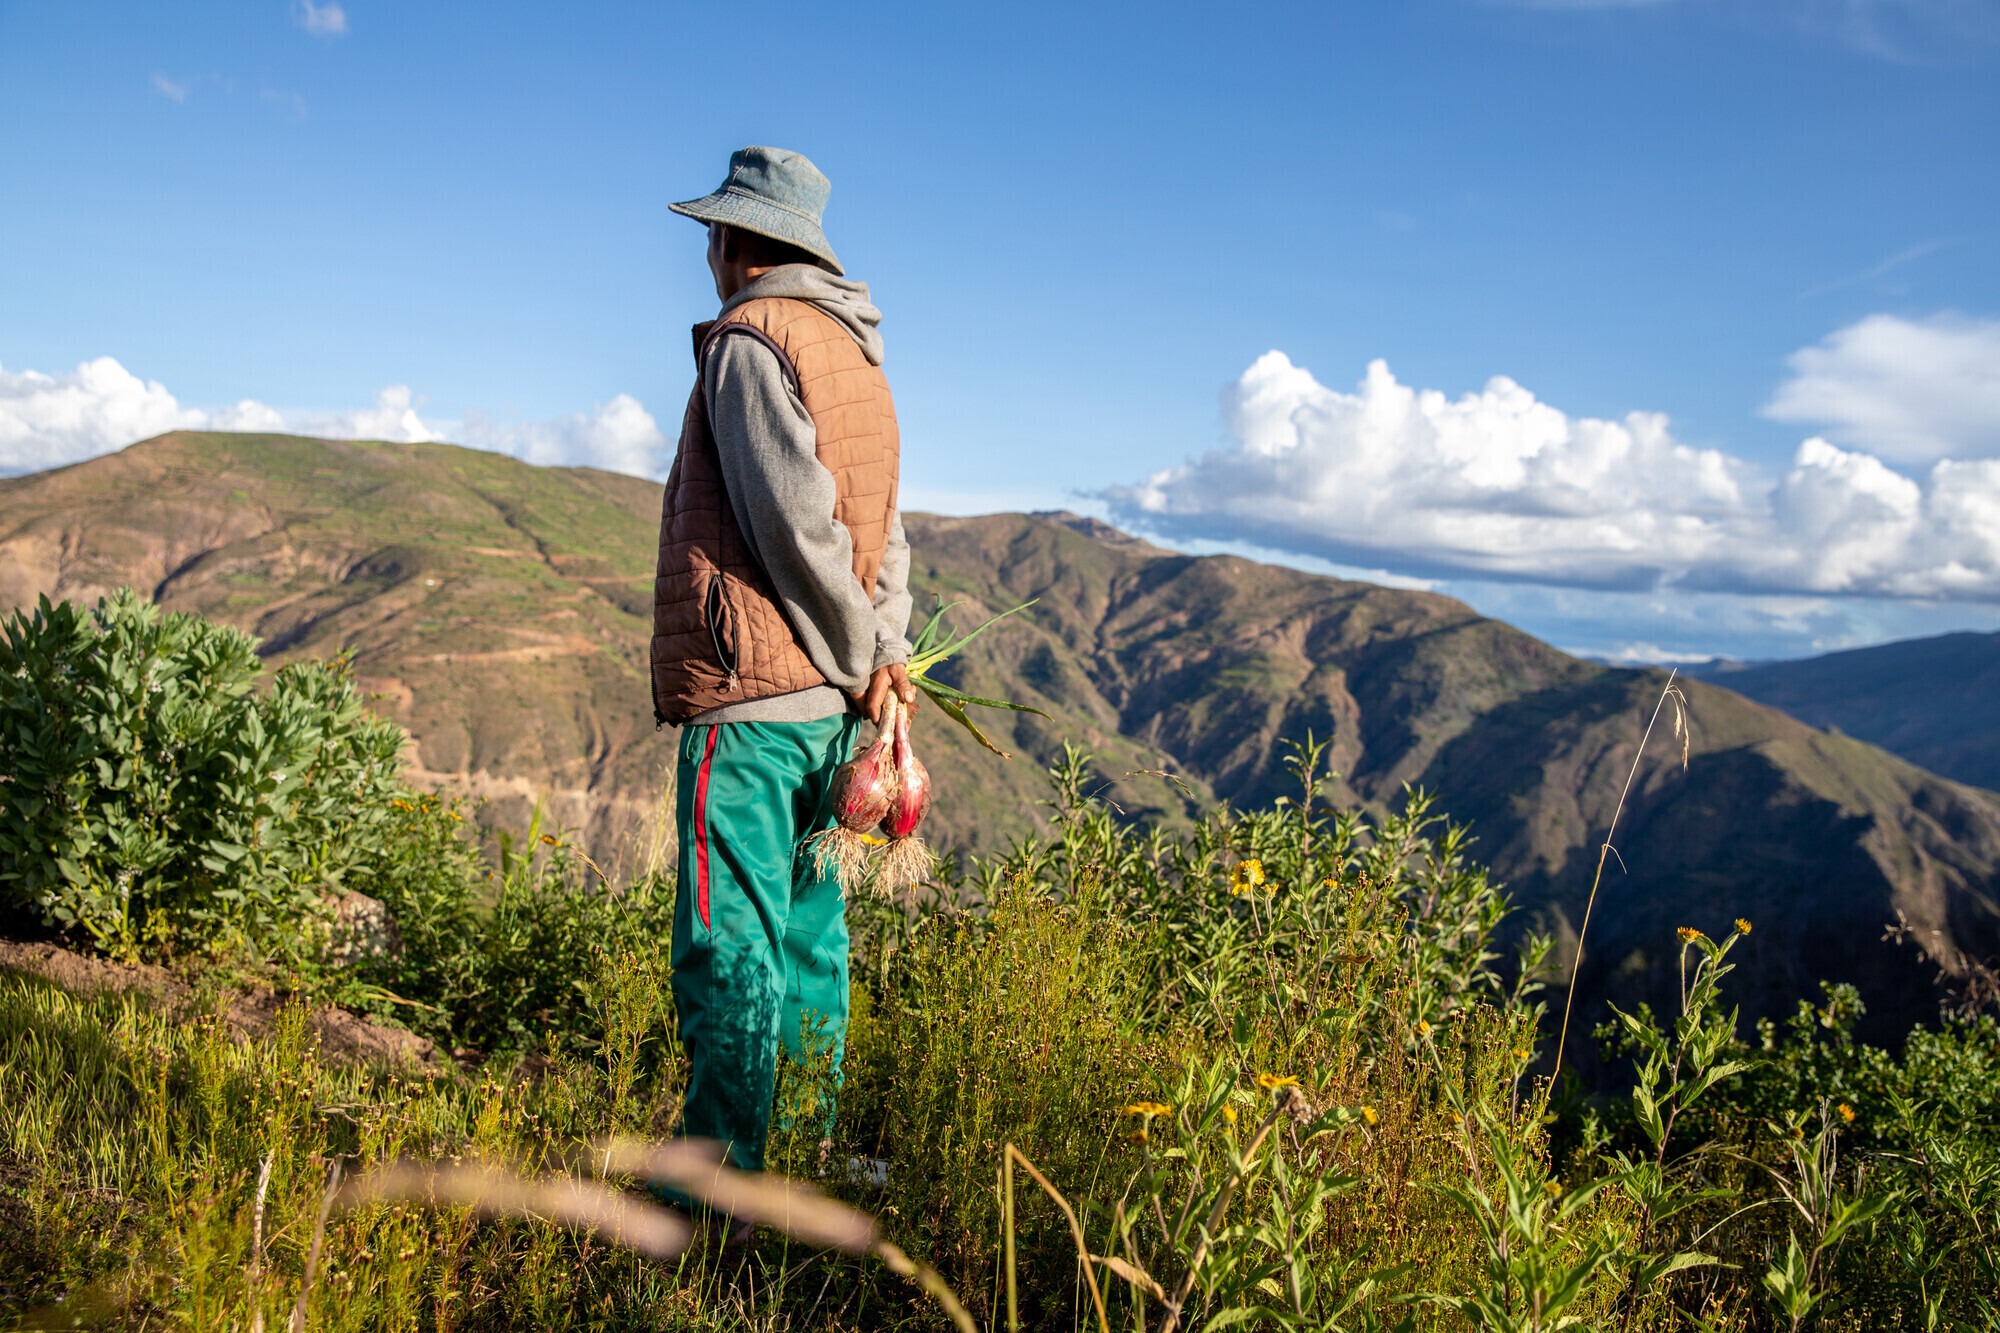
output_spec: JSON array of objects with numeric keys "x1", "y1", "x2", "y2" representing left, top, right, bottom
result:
[
  {"x1": 5, "y1": 430, "x2": 1998, "y2": 1049},
  {"x1": 1687, "y1": 632, "x2": 2000, "y2": 792}
]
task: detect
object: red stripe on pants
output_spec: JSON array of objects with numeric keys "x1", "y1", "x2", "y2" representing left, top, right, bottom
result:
[{"x1": 693, "y1": 726, "x2": 719, "y2": 929}]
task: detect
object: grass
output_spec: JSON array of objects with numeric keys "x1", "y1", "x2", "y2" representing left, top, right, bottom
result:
[{"x1": 1, "y1": 730, "x2": 1998, "y2": 1328}]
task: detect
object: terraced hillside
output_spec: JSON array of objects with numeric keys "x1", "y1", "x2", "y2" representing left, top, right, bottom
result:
[{"x1": 5, "y1": 430, "x2": 1998, "y2": 1047}]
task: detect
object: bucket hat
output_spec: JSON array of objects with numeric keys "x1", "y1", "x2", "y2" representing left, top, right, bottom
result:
[{"x1": 670, "y1": 146, "x2": 843, "y2": 275}]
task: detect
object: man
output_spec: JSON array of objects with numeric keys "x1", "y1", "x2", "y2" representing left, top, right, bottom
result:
[{"x1": 651, "y1": 146, "x2": 917, "y2": 1177}]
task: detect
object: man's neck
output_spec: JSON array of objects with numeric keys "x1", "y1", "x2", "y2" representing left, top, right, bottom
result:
[{"x1": 716, "y1": 263, "x2": 784, "y2": 303}]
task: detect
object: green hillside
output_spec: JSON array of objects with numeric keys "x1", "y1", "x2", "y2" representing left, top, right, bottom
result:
[{"x1": 5, "y1": 430, "x2": 1998, "y2": 1047}]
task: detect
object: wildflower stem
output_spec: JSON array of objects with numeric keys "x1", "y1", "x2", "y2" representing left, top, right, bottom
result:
[
  {"x1": 1553, "y1": 669, "x2": 1682, "y2": 1081},
  {"x1": 1158, "y1": 1099, "x2": 1288, "y2": 1333},
  {"x1": 1245, "y1": 888, "x2": 1295, "y2": 1051}
]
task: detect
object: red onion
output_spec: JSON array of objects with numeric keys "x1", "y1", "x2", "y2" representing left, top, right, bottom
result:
[
  {"x1": 829, "y1": 704, "x2": 902, "y2": 833},
  {"x1": 880, "y1": 697, "x2": 932, "y2": 839}
]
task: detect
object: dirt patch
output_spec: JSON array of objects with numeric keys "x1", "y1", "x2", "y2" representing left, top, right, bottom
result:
[
  {"x1": 224, "y1": 986, "x2": 439, "y2": 1066},
  {"x1": 0, "y1": 940, "x2": 179, "y2": 1000},
  {"x1": 0, "y1": 939, "x2": 439, "y2": 1068}
]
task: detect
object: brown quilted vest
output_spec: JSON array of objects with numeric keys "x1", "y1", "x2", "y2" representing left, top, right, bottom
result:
[{"x1": 650, "y1": 296, "x2": 900, "y2": 725}]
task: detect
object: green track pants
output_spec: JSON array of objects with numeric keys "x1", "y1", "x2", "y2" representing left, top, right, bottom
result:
[{"x1": 670, "y1": 713, "x2": 861, "y2": 1173}]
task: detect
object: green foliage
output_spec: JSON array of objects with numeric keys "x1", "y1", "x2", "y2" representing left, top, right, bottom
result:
[
  {"x1": 1592, "y1": 928, "x2": 1749, "y2": 1325},
  {"x1": 6, "y1": 603, "x2": 2000, "y2": 1330},
  {"x1": 1723, "y1": 993, "x2": 2000, "y2": 1329},
  {"x1": 0, "y1": 592, "x2": 406, "y2": 956},
  {"x1": 347, "y1": 799, "x2": 674, "y2": 1053},
  {"x1": 0, "y1": 963, "x2": 708, "y2": 1329},
  {"x1": 1422, "y1": 1102, "x2": 1622, "y2": 1333},
  {"x1": 1085, "y1": 1056, "x2": 1409, "y2": 1333},
  {"x1": 829, "y1": 737, "x2": 1578, "y2": 1330},
  {"x1": 1582, "y1": 935, "x2": 2000, "y2": 1330}
]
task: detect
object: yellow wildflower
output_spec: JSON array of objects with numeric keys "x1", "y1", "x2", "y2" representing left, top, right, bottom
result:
[
  {"x1": 1221, "y1": 1105, "x2": 1237, "y2": 1124},
  {"x1": 1677, "y1": 926, "x2": 1703, "y2": 943},
  {"x1": 540, "y1": 833, "x2": 559, "y2": 847},
  {"x1": 1837, "y1": 1103, "x2": 1856, "y2": 1123},
  {"x1": 1543, "y1": 1181, "x2": 1562, "y2": 1198},
  {"x1": 1256, "y1": 1072, "x2": 1300, "y2": 1090},
  {"x1": 1735, "y1": 918, "x2": 1753, "y2": 935},
  {"x1": 1416, "y1": 1020, "x2": 1433, "y2": 1037},
  {"x1": 1228, "y1": 859, "x2": 1268, "y2": 896},
  {"x1": 1361, "y1": 1106, "x2": 1378, "y2": 1125},
  {"x1": 1123, "y1": 1102, "x2": 1171, "y2": 1118},
  {"x1": 1513, "y1": 1048, "x2": 1531, "y2": 1061}
]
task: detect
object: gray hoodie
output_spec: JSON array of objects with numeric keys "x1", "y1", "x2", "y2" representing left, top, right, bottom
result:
[{"x1": 689, "y1": 265, "x2": 912, "y2": 725}]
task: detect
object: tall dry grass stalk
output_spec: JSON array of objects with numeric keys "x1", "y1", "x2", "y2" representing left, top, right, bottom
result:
[
  {"x1": 323, "y1": 1137, "x2": 977, "y2": 1332},
  {"x1": 1001, "y1": 1143, "x2": 1112, "y2": 1333},
  {"x1": 600, "y1": 1136, "x2": 975, "y2": 1330},
  {"x1": 1551, "y1": 668, "x2": 1689, "y2": 1079},
  {"x1": 248, "y1": 1152, "x2": 273, "y2": 1333},
  {"x1": 639, "y1": 763, "x2": 678, "y2": 882},
  {"x1": 338, "y1": 1160, "x2": 696, "y2": 1258},
  {"x1": 290, "y1": 1159, "x2": 342, "y2": 1333}
]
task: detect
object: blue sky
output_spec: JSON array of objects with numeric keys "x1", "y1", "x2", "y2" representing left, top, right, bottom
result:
[{"x1": 3, "y1": 0, "x2": 1997, "y2": 661}]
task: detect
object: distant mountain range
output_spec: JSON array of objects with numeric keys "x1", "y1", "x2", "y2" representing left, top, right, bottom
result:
[
  {"x1": 4, "y1": 431, "x2": 1998, "y2": 1053},
  {"x1": 1687, "y1": 635, "x2": 2000, "y2": 792}
]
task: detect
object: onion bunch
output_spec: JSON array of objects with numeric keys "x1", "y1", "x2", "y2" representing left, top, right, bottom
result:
[
  {"x1": 811, "y1": 598, "x2": 1047, "y2": 896},
  {"x1": 812, "y1": 698, "x2": 904, "y2": 890}
]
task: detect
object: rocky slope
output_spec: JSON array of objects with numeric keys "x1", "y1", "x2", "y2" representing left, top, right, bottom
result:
[{"x1": 5, "y1": 431, "x2": 1998, "y2": 1045}]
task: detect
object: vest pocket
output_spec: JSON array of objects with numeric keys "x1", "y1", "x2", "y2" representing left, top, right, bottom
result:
[{"x1": 703, "y1": 576, "x2": 741, "y2": 693}]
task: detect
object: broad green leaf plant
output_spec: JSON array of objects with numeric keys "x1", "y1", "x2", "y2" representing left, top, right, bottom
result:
[{"x1": 0, "y1": 591, "x2": 406, "y2": 958}]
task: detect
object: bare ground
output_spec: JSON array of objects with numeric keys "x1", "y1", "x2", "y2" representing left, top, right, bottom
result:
[{"x1": 0, "y1": 939, "x2": 439, "y2": 1067}]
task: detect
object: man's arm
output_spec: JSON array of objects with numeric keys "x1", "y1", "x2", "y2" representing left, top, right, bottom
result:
[
  {"x1": 873, "y1": 512, "x2": 913, "y2": 669},
  {"x1": 705, "y1": 333, "x2": 910, "y2": 703}
]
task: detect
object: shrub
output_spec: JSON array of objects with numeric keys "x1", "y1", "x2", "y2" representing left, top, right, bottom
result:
[
  {"x1": 0, "y1": 592, "x2": 406, "y2": 957},
  {"x1": 348, "y1": 799, "x2": 676, "y2": 1053}
]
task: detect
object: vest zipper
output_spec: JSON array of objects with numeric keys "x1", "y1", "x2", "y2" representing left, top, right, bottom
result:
[{"x1": 704, "y1": 578, "x2": 741, "y2": 693}]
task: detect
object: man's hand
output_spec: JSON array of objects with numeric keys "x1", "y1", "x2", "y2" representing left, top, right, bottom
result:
[{"x1": 854, "y1": 662, "x2": 918, "y2": 725}]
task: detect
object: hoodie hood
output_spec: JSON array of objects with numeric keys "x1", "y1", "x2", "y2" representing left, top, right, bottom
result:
[{"x1": 720, "y1": 264, "x2": 886, "y2": 366}]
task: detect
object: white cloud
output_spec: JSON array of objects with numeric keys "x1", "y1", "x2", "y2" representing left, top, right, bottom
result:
[
  {"x1": 1, "y1": 358, "x2": 209, "y2": 474},
  {"x1": 1764, "y1": 313, "x2": 2000, "y2": 464},
  {"x1": 0, "y1": 356, "x2": 669, "y2": 480},
  {"x1": 460, "y1": 396, "x2": 669, "y2": 477},
  {"x1": 1105, "y1": 345, "x2": 2000, "y2": 603},
  {"x1": 285, "y1": 385, "x2": 441, "y2": 445},
  {"x1": 1787, "y1": 0, "x2": 2000, "y2": 60},
  {"x1": 209, "y1": 399, "x2": 289, "y2": 433},
  {"x1": 297, "y1": 1, "x2": 347, "y2": 37},
  {"x1": 1511, "y1": 0, "x2": 2000, "y2": 59},
  {"x1": 1597, "y1": 642, "x2": 1725, "y2": 665},
  {"x1": 151, "y1": 73, "x2": 188, "y2": 103},
  {"x1": 260, "y1": 88, "x2": 309, "y2": 121}
]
